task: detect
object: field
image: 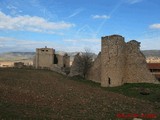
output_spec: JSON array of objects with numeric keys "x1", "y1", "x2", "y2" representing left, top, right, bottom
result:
[{"x1": 0, "y1": 68, "x2": 160, "y2": 120}]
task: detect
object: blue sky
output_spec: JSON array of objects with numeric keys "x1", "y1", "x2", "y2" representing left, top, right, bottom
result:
[{"x1": 0, "y1": 0, "x2": 160, "y2": 53}]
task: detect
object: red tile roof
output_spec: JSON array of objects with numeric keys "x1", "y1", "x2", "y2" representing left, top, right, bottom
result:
[{"x1": 147, "y1": 63, "x2": 160, "y2": 69}]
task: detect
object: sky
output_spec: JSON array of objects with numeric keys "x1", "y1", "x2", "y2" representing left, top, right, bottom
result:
[{"x1": 0, "y1": 0, "x2": 160, "y2": 53}]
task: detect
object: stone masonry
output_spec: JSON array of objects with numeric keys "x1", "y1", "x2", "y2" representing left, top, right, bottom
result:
[
  {"x1": 86, "y1": 52, "x2": 101, "y2": 83},
  {"x1": 35, "y1": 47, "x2": 55, "y2": 69},
  {"x1": 86, "y1": 35, "x2": 157, "y2": 87},
  {"x1": 34, "y1": 47, "x2": 70, "y2": 71}
]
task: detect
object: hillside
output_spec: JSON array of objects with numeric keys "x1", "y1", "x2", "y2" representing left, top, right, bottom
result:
[
  {"x1": 0, "y1": 52, "x2": 35, "y2": 61},
  {"x1": 0, "y1": 50, "x2": 159, "y2": 62},
  {"x1": 0, "y1": 68, "x2": 160, "y2": 119},
  {"x1": 0, "y1": 51, "x2": 97, "y2": 62},
  {"x1": 142, "y1": 50, "x2": 160, "y2": 57}
]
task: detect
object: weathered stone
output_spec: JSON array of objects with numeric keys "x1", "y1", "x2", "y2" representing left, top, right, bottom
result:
[
  {"x1": 86, "y1": 52, "x2": 101, "y2": 83},
  {"x1": 101, "y1": 35, "x2": 126, "y2": 87},
  {"x1": 69, "y1": 53, "x2": 83, "y2": 77},
  {"x1": 86, "y1": 34, "x2": 157, "y2": 87},
  {"x1": 124, "y1": 40, "x2": 155, "y2": 83},
  {"x1": 34, "y1": 47, "x2": 71, "y2": 73},
  {"x1": 35, "y1": 47, "x2": 55, "y2": 69}
]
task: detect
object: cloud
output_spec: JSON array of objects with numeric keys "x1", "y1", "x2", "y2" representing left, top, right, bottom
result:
[
  {"x1": 0, "y1": 36, "x2": 59, "y2": 52},
  {"x1": 0, "y1": 36, "x2": 101, "y2": 53},
  {"x1": 0, "y1": 11, "x2": 75, "y2": 34},
  {"x1": 6, "y1": 3, "x2": 23, "y2": 16},
  {"x1": 149, "y1": 24, "x2": 160, "y2": 29},
  {"x1": 7, "y1": 5, "x2": 17, "y2": 10},
  {"x1": 63, "y1": 38, "x2": 101, "y2": 53},
  {"x1": 127, "y1": 0, "x2": 143, "y2": 4},
  {"x1": 92, "y1": 15, "x2": 110, "y2": 19},
  {"x1": 136, "y1": 30, "x2": 160, "y2": 50},
  {"x1": 140, "y1": 38, "x2": 160, "y2": 50},
  {"x1": 64, "y1": 38, "x2": 100, "y2": 43}
]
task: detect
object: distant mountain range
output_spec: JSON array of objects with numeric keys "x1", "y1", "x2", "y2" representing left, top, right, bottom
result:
[
  {"x1": 141, "y1": 50, "x2": 160, "y2": 57},
  {"x1": 0, "y1": 52, "x2": 35, "y2": 61},
  {"x1": 0, "y1": 50, "x2": 159, "y2": 61}
]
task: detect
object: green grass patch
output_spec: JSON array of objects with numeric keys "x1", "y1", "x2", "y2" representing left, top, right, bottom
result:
[
  {"x1": 69, "y1": 76, "x2": 160, "y2": 103},
  {"x1": 104, "y1": 83, "x2": 160, "y2": 103}
]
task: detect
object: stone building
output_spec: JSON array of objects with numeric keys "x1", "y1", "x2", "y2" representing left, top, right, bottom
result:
[
  {"x1": 34, "y1": 46, "x2": 70, "y2": 71},
  {"x1": 14, "y1": 62, "x2": 24, "y2": 68},
  {"x1": 86, "y1": 35, "x2": 157, "y2": 87},
  {"x1": 148, "y1": 63, "x2": 160, "y2": 81},
  {"x1": 35, "y1": 47, "x2": 55, "y2": 69},
  {"x1": 56, "y1": 53, "x2": 70, "y2": 68}
]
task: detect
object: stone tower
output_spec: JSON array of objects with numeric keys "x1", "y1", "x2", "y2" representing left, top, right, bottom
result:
[
  {"x1": 101, "y1": 35, "x2": 126, "y2": 87},
  {"x1": 35, "y1": 46, "x2": 55, "y2": 69},
  {"x1": 86, "y1": 34, "x2": 157, "y2": 87}
]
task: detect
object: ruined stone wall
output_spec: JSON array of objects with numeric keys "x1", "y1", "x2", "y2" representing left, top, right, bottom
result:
[
  {"x1": 35, "y1": 47, "x2": 54, "y2": 68},
  {"x1": 124, "y1": 40, "x2": 156, "y2": 83},
  {"x1": 63, "y1": 54, "x2": 70, "y2": 68},
  {"x1": 101, "y1": 35, "x2": 126, "y2": 87},
  {"x1": 69, "y1": 53, "x2": 83, "y2": 77},
  {"x1": 57, "y1": 54, "x2": 64, "y2": 67},
  {"x1": 86, "y1": 52, "x2": 101, "y2": 83},
  {"x1": 86, "y1": 34, "x2": 157, "y2": 87}
]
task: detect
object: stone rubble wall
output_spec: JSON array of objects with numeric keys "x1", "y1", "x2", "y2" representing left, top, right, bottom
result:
[
  {"x1": 57, "y1": 54, "x2": 64, "y2": 68},
  {"x1": 86, "y1": 52, "x2": 101, "y2": 83},
  {"x1": 124, "y1": 40, "x2": 156, "y2": 83},
  {"x1": 86, "y1": 35, "x2": 157, "y2": 87},
  {"x1": 63, "y1": 54, "x2": 70, "y2": 68},
  {"x1": 101, "y1": 35, "x2": 126, "y2": 87},
  {"x1": 69, "y1": 53, "x2": 83, "y2": 77},
  {"x1": 50, "y1": 64, "x2": 66, "y2": 75},
  {"x1": 34, "y1": 47, "x2": 71, "y2": 74}
]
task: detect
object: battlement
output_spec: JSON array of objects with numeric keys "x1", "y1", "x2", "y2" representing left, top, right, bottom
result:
[
  {"x1": 36, "y1": 47, "x2": 55, "y2": 55},
  {"x1": 101, "y1": 35, "x2": 125, "y2": 47},
  {"x1": 102, "y1": 34, "x2": 124, "y2": 40}
]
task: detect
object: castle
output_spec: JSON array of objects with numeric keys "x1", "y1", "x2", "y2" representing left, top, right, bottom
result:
[
  {"x1": 86, "y1": 35, "x2": 157, "y2": 87},
  {"x1": 33, "y1": 46, "x2": 70, "y2": 74},
  {"x1": 34, "y1": 35, "x2": 158, "y2": 87}
]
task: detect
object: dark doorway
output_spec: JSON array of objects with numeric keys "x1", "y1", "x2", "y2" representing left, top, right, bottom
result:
[
  {"x1": 108, "y1": 77, "x2": 111, "y2": 85},
  {"x1": 54, "y1": 54, "x2": 58, "y2": 64}
]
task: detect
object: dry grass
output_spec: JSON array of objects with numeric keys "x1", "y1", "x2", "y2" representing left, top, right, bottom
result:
[{"x1": 0, "y1": 68, "x2": 160, "y2": 120}]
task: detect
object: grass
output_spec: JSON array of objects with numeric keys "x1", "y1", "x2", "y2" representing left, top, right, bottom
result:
[
  {"x1": 0, "y1": 68, "x2": 160, "y2": 120},
  {"x1": 105, "y1": 83, "x2": 160, "y2": 103},
  {"x1": 70, "y1": 76, "x2": 160, "y2": 103}
]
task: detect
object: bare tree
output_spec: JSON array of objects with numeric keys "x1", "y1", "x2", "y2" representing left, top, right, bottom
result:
[{"x1": 72, "y1": 48, "x2": 94, "y2": 78}]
